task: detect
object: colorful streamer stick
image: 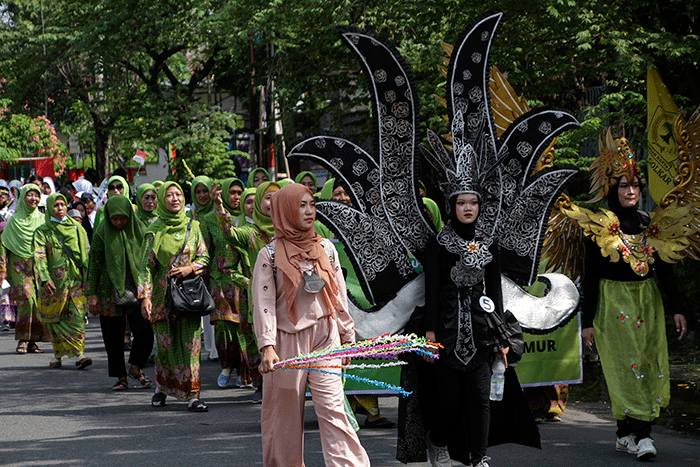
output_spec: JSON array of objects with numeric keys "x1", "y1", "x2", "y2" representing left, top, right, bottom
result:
[{"x1": 274, "y1": 334, "x2": 441, "y2": 396}]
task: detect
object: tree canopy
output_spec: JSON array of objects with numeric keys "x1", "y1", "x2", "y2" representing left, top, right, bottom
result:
[{"x1": 1, "y1": 0, "x2": 698, "y2": 185}]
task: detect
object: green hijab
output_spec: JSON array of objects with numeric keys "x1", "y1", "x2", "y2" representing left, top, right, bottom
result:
[
  {"x1": 190, "y1": 175, "x2": 214, "y2": 219},
  {"x1": 319, "y1": 178, "x2": 335, "y2": 200},
  {"x1": 135, "y1": 183, "x2": 158, "y2": 226},
  {"x1": 147, "y1": 181, "x2": 193, "y2": 268},
  {"x1": 220, "y1": 178, "x2": 245, "y2": 217},
  {"x1": 1, "y1": 185, "x2": 44, "y2": 258},
  {"x1": 253, "y1": 181, "x2": 279, "y2": 240},
  {"x1": 422, "y1": 197, "x2": 444, "y2": 232},
  {"x1": 98, "y1": 195, "x2": 146, "y2": 295},
  {"x1": 237, "y1": 187, "x2": 256, "y2": 227},
  {"x1": 294, "y1": 171, "x2": 318, "y2": 191},
  {"x1": 107, "y1": 175, "x2": 130, "y2": 198},
  {"x1": 45, "y1": 193, "x2": 89, "y2": 276},
  {"x1": 247, "y1": 167, "x2": 270, "y2": 188}
]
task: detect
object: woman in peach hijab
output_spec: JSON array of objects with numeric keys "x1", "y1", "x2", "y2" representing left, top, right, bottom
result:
[{"x1": 252, "y1": 183, "x2": 369, "y2": 467}]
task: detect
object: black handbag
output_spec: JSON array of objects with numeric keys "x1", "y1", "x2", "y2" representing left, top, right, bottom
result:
[
  {"x1": 166, "y1": 219, "x2": 215, "y2": 318},
  {"x1": 113, "y1": 271, "x2": 139, "y2": 307}
]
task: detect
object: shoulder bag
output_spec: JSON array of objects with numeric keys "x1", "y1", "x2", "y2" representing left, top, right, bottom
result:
[{"x1": 166, "y1": 219, "x2": 215, "y2": 318}]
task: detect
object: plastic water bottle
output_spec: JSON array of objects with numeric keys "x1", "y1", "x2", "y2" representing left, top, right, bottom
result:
[{"x1": 489, "y1": 358, "x2": 505, "y2": 401}]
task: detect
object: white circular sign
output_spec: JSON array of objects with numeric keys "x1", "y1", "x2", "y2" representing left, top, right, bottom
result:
[{"x1": 479, "y1": 296, "x2": 495, "y2": 313}]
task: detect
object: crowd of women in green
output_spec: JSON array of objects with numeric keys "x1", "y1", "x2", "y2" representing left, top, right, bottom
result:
[{"x1": 1, "y1": 167, "x2": 285, "y2": 412}]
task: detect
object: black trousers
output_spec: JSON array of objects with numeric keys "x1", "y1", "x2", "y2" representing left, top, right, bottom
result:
[
  {"x1": 617, "y1": 417, "x2": 653, "y2": 441},
  {"x1": 431, "y1": 358, "x2": 491, "y2": 464},
  {"x1": 99, "y1": 305, "x2": 153, "y2": 378}
]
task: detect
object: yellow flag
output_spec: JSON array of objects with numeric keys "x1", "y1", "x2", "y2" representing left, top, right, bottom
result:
[{"x1": 647, "y1": 67, "x2": 678, "y2": 204}]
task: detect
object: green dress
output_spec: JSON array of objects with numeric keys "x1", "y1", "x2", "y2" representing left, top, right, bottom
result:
[
  {"x1": 34, "y1": 220, "x2": 89, "y2": 359},
  {"x1": 0, "y1": 246, "x2": 51, "y2": 343},
  {"x1": 138, "y1": 222, "x2": 209, "y2": 400},
  {"x1": 0, "y1": 185, "x2": 51, "y2": 344},
  {"x1": 216, "y1": 209, "x2": 270, "y2": 323},
  {"x1": 200, "y1": 210, "x2": 260, "y2": 386}
]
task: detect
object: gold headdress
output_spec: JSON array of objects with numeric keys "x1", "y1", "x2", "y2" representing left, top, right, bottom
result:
[{"x1": 588, "y1": 129, "x2": 642, "y2": 202}]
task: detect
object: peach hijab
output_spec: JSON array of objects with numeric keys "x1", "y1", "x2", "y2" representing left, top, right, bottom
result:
[{"x1": 270, "y1": 183, "x2": 340, "y2": 323}]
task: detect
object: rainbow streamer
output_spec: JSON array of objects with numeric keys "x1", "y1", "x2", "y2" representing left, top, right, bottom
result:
[{"x1": 274, "y1": 333, "x2": 440, "y2": 397}]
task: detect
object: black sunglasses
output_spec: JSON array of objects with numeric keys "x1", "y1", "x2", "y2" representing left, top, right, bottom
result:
[{"x1": 109, "y1": 183, "x2": 124, "y2": 190}]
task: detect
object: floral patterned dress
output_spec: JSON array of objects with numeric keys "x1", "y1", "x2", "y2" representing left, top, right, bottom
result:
[
  {"x1": 33, "y1": 225, "x2": 89, "y2": 358},
  {"x1": 200, "y1": 211, "x2": 260, "y2": 386},
  {"x1": 138, "y1": 226, "x2": 209, "y2": 400},
  {"x1": 216, "y1": 210, "x2": 270, "y2": 324},
  {"x1": 0, "y1": 244, "x2": 51, "y2": 343}
]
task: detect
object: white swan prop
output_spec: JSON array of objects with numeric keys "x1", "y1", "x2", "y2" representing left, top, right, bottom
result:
[{"x1": 501, "y1": 273, "x2": 580, "y2": 333}]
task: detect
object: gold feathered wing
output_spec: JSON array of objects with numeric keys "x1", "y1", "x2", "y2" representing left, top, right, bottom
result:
[
  {"x1": 648, "y1": 201, "x2": 697, "y2": 262},
  {"x1": 656, "y1": 106, "x2": 700, "y2": 260},
  {"x1": 542, "y1": 194, "x2": 586, "y2": 279}
]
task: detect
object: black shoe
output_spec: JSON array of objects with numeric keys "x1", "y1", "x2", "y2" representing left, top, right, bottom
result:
[{"x1": 251, "y1": 387, "x2": 262, "y2": 404}]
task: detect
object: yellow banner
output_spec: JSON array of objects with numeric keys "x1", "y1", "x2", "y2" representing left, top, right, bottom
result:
[{"x1": 647, "y1": 67, "x2": 679, "y2": 204}]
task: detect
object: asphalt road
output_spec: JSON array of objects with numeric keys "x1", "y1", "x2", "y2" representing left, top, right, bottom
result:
[{"x1": 1, "y1": 318, "x2": 699, "y2": 466}]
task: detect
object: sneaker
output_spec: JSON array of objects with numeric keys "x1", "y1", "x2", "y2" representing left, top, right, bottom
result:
[
  {"x1": 217, "y1": 372, "x2": 231, "y2": 388},
  {"x1": 636, "y1": 437, "x2": 657, "y2": 461},
  {"x1": 616, "y1": 434, "x2": 638, "y2": 454},
  {"x1": 426, "y1": 432, "x2": 452, "y2": 467},
  {"x1": 251, "y1": 387, "x2": 262, "y2": 404},
  {"x1": 473, "y1": 457, "x2": 491, "y2": 467},
  {"x1": 236, "y1": 377, "x2": 254, "y2": 388}
]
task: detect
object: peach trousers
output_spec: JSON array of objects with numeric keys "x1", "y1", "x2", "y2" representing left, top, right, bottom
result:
[{"x1": 261, "y1": 316, "x2": 370, "y2": 467}]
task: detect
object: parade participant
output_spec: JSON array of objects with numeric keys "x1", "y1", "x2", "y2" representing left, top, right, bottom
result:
[
  {"x1": 247, "y1": 167, "x2": 270, "y2": 188},
  {"x1": 34, "y1": 193, "x2": 92, "y2": 369},
  {"x1": 252, "y1": 183, "x2": 370, "y2": 467},
  {"x1": 189, "y1": 175, "x2": 214, "y2": 220},
  {"x1": 569, "y1": 133, "x2": 690, "y2": 461},
  {"x1": 294, "y1": 171, "x2": 317, "y2": 193},
  {"x1": 88, "y1": 195, "x2": 153, "y2": 390},
  {"x1": 212, "y1": 180, "x2": 280, "y2": 403},
  {"x1": 220, "y1": 178, "x2": 244, "y2": 227},
  {"x1": 421, "y1": 197, "x2": 444, "y2": 232},
  {"x1": 0, "y1": 185, "x2": 12, "y2": 221},
  {"x1": 135, "y1": 183, "x2": 158, "y2": 227},
  {"x1": 42, "y1": 177, "x2": 56, "y2": 196},
  {"x1": 423, "y1": 191, "x2": 510, "y2": 467},
  {"x1": 67, "y1": 209, "x2": 83, "y2": 223},
  {"x1": 237, "y1": 187, "x2": 256, "y2": 228},
  {"x1": 94, "y1": 175, "x2": 130, "y2": 228},
  {"x1": 190, "y1": 176, "x2": 217, "y2": 360},
  {"x1": 0, "y1": 185, "x2": 51, "y2": 354},
  {"x1": 7, "y1": 180, "x2": 22, "y2": 215},
  {"x1": 70, "y1": 201, "x2": 94, "y2": 241},
  {"x1": 80, "y1": 192, "x2": 97, "y2": 228},
  {"x1": 200, "y1": 178, "x2": 260, "y2": 389},
  {"x1": 139, "y1": 182, "x2": 210, "y2": 411}
]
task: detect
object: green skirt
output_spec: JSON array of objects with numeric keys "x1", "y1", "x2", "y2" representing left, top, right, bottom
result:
[
  {"x1": 153, "y1": 317, "x2": 202, "y2": 401},
  {"x1": 593, "y1": 278, "x2": 670, "y2": 422}
]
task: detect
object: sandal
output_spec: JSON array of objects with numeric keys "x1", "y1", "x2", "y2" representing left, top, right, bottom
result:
[
  {"x1": 49, "y1": 359, "x2": 62, "y2": 368},
  {"x1": 16, "y1": 341, "x2": 28, "y2": 354},
  {"x1": 129, "y1": 371, "x2": 153, "y2": 388},
  {"x1": 151, "y1": 392, "x2": 166, "y2": 407},
  {"x1": 75, "y1": 357, "x2": 93, "y2": 370},
  {"x1": 28, "y1": 342, "x2": 42, "y2": 353},
  {"x1": 112, "y1": 378, "x2": 129, "y2": 391},
  {"x1": 187, "y1": 399, "x2": 208, "y2": 412}
]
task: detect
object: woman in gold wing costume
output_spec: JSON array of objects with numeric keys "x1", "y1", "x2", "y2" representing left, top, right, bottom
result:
[{"x1": 546, "y1": 117, "x2": 700, "y2": 461}]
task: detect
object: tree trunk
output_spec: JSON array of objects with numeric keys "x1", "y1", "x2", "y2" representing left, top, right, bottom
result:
[{"x1": 91, "y1": 112, "x2": 110, "y2": 180}]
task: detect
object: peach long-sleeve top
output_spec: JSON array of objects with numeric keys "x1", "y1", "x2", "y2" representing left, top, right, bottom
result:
[{"x1": 252, "y1": 239, "x2": 355, "y2": 350}]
